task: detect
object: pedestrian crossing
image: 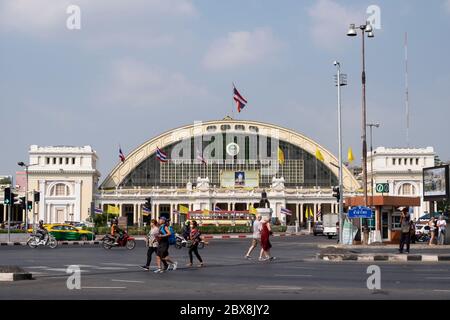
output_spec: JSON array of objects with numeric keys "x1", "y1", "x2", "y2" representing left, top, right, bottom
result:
[{"x1": 22, "y1": 263, "x2": 145, "y2": 277}]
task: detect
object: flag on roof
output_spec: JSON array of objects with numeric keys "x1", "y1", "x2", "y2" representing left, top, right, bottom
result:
[
  {"x1": 119, "y1": 147, "x2": 126, "y2": 163},
  {"x1": 347, "y1": 147, "x2": 355, "y2": 163},
  {"x1": 214, "y1": 206, "x2": 222, "y2": 212},
  {"x1": 156, "y1": 147, "x2": 168, "y2": 163},
  {"x1": 197, "y1": 149, "x2": 207, "y2": 165},
  {"x1": 315, "y1": 148, "x2": 324, "y2": 161},
  {"x1": 278, "y1": 147, "x2": 285, "y2": 165},
  {"x1": 233, "y1": 84, "x2": 248, "y2": 113},
  {"x1": 94, "y1": 207, "x2": 103, "y2": 214},
  {"x1": 281, "y1": 207, "x2": 292, "y2": 216}
]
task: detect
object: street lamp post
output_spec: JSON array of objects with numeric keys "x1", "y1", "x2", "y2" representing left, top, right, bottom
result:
[
  {"x1": 347, "y1": 22, "x2": 375, "y2": 210},
  {"x1": 367, "y1": 123, "x2": 380, "y2": 207},
  {"x1": 18, "y1": 162, "x2": 37, "y2": 230},
  {"x1": 334, "y1": 61, "x2": 347, "y2": 244}
]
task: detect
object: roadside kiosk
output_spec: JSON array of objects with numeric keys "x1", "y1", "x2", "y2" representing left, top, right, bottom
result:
[{"x1": 345, "y1": 196, "x2": 420, "y2": 244}]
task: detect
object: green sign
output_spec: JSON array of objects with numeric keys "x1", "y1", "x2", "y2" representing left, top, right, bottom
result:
[{"x1": 376, "y1": 183, "x2": 389, "y2": 193}]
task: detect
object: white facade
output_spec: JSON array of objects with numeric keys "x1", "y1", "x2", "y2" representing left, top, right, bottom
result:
[
  {"x1": 27, "y1": 145, "x2": 100, "y2": 224},
  {"x1": 368, "y1": 146, "x2": 435, "y2": 219}
]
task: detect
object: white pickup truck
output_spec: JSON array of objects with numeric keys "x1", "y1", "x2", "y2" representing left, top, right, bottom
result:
[{"x1": 322, "y1": 214, "x2": 339, "y2": 239}]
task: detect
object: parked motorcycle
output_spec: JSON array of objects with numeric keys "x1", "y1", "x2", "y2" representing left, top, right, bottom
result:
[
  {"x1": 101, "y1": 231, "x2": 136, "y2": 250},
  {"x1": 174, "y1": 233, "x2": 205, "y2": 249},
  {"x1": 27, "y1": 233, "x2": 58, "y2": 249}
]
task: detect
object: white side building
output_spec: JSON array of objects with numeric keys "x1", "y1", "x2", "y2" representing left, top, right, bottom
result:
[
  {"x1": 368, "y1": 146, "x2": 435, "y2": 219},
  {"x1": 27, "y1": 145, "x2": 100, "y2": 224}
]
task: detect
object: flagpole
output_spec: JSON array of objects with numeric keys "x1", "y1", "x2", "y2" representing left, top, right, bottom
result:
[{"x1": 232, "y1": 82, "x2": 235, "y2": 119}]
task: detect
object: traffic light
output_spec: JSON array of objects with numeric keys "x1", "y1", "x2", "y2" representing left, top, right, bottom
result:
[
  {"x1": 144, "y1": 197, "x2": 152, "y2": 211},
  {"x1": 3, "y1": 188, "x2": 11, "y2": 205},
  {"x1": 27, "y1": 201, "x2": 32, "y2": 211},
  {"x1": 19, "y1": 197, "x2": 26, "y2": 210},
  {"x1": 34, "y1": 191, "x2": 40, "y2": 203},
  {"x1": 332, "y1": 186, "x2": 340, "y2": 203}
]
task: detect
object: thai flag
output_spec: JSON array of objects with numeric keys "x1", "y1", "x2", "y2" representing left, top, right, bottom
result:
[
  {"x1": 94, "y1": 208, "x2": 103, "y2": 214},
  {"x1": 119, "y1": 147, "x2": 126, "y2": 163},
  {"x1": 233, "y1": 85, "x2": 247, "y2": 113},
  {"x1": 197, "y1": 149, "x2": 207, "y2": 165},
  {"x1": 156, "y1": 147, "x2": 168, "y2": 163},
  {"x1": 316, "y1": 209, "x2": 322, "y2": 220},
  {"x1": 143, "y1": 206, "x2": 151, "y2": 214},
  {"x1": 281, "y1": 207, "x2": 292, "y2": 216},
  {"x1": 214, "y1": 206, "x2": 222, "y2": 212}
]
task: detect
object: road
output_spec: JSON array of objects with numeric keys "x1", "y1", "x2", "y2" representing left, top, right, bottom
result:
[{"x1": 1, "y1": 235, "x2": 450, "y2": 299}]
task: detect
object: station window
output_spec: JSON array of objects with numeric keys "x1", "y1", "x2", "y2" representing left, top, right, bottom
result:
[
  {"x1": 391, "y1": 214, "x2": 401, "y2": 230},
  {"x1": 206, "y1": 126, "x2": 217, "y2": 132},
  {"x1": 72, "y1": 158, "x2": 76, "y2": 165},
  {"x1": 53, "y1": 158, "x2": 56, "y2": 164},
  {"x1": 392, "y1": 158, "x2": 396, "y2": 165},
  {"x1": 235, "y1": 125, "x2": 245, "y2": 131},
  {"x1": 220, "y1": 125, "x2": 231, "y2": 131},
  {"x1": 59, "y1": 158, "x2": 63, "y2": 164},
  {"x1": 46, "y1": 157, "x2": 50, "y2": 165},
  {"x1": 416, "y1": 158, "x2": 419, "y2": 165},
  {"x1": 249, "y1": 126, "x2": 259, "y2": 133},
  {"x1": 65, "y1": 158, "x2": 69, "y2": 165}
]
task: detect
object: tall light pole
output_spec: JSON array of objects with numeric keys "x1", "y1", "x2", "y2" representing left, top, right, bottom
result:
[
  {"x1": 18, "y1": 162, "x2": 37, "y2": 230},
  {"x1": 367, "y1": 123, "x2": 380, "y2": 208},
  {"x1": 347, "y1": 22, "x2": 375, "y2": 211},
  {"x1": 334, "y1": 61, "x2": 347, "y2": 244}
]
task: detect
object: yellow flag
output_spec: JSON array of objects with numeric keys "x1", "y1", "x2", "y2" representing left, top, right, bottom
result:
[
  {"x1": 278, "y1": 147, "x2": 285, "y2": 165},
  {"x1": 249, "y1": 205, "x2": 257, "y2": 214},
  {"x1": 308, "y1": 207, "x2": 313, "y2": 218},
  {"x1": 179, "y1": 204, "x2": 189, "y2": 214},
  {"x1": 202, "y1": 209, "x2": 209, "y2": 215},
  {"x1": 347, "y1": 147, "x2": 355, "y2": 163},
  {"x1": 106, "y1": 205, "x2": 119, "y2": 214},
  {"x1": 315, "y1": 148, "x2": 324, "y2": 161}
]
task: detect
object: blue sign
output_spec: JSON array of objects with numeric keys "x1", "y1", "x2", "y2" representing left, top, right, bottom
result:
[{"x1": 348, "y1": 206, "x2": 373, "y2": 219}]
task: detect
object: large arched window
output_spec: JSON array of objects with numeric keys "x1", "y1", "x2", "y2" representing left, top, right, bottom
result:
[
  {"x1": 399, "y1": 183, "x2": 416, "y2": 196},
  {"x1": 50, "y1": 183, "x2": 71, "y2": 197}
]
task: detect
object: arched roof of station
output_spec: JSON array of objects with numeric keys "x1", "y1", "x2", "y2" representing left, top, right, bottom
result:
[{"x1": 100, "y1": 119, "x2": 360, "y2": 191}]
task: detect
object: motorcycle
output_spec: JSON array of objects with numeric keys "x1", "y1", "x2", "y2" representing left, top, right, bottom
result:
[
  {"x1": 174, "y1": 233, "x2": 205, "y2": 249},
  {"x1": 101, "y1": 231, "x2": 136, "y2": 250},
  {"x1": 27, "y1": 233, "x2": 58, "y2": 249}
]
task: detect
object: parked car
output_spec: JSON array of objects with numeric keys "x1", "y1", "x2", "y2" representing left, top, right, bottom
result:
[
  {"x1": 29, "y1": 223, "x2": 95, "y2": 241},
  {"x1": 313, "y1": 222, "x2": 324, "y2": 236},
  {"x1": 322, "y1": 214, "x2": 338, "y2": 239}
]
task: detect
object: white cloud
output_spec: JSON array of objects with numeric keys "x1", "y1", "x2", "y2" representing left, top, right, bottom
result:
[
  {"x1": 0, "y1": 0, "x2": 197, "y2": 35},
  {"x1": 100, "y1": 59, "x2": 209, "y2": 108},
  {"x1": 203, "y1": 28, "x2": 282, "y2": 70},
  {"x1": 308, "y1": 0, "x2": 364, "y2": 51}
]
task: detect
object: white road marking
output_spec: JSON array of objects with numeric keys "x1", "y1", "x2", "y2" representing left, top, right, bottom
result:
[
  {"x1": 25, "y1": 266, "x2": 49, "y2": 269},
  {"x1": 433, "y1": 290, "x2": 450, "y2": 292},
  {"x1": 426, "y1": 277, "x2": 450, "y2": 280},
  {"x1": 274, "y1": 274, "x2": 313, "y2": 277},
  {"x1": 112, "y1": 279, "x2": 144, "y2": 283},
  {"x1": 257, "y1": 285, "x2": 303, "y2": 290},
  {"x1": 44, "y1": 268, "x2": 89, "y2": 273},
  {"x1": 82, "y1": 287, "x2": 126, "y2": 289},
  {"x1": 101, "y1": 263, "x2": 139, "y2": 267},
  {"x1": 94, "y1": 267, "x2": 128, "y2": 270}
]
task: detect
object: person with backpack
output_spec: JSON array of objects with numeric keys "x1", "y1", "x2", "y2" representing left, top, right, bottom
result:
[
  {"x1": 186, "y1": 220, "x2": 204, "y2": 267},
  {"x1": 154, "y1": 216, "x2": 177, "y2": 273},
  {"x1": 163, "y1": 218, "x2": 178, "y2": 270},
  {"x1": 399, "y1": 207, "x2": 412, "y2": 254}
]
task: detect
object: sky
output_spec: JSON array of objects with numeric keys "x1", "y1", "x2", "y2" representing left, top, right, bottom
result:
[{"x1": 0, "y1": 0, "x2": 449, "y2": 182}]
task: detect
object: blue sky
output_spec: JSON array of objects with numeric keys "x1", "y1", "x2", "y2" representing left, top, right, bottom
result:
[{"x1": 1, "y1": 0, "x2": 449, "y2": 180}]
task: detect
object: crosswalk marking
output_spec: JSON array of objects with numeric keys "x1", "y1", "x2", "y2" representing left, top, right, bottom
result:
[{"x1": 257, "y1": 285, "x2": 303, "y2": 290}]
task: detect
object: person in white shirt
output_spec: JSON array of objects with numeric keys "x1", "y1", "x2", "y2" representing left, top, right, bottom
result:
[
  {"x1": 245, "y1": 215, "x2": 262, "y2": 259},
  {"x1": 437, "y1": 215, "x2": 447, "y2": 245}
]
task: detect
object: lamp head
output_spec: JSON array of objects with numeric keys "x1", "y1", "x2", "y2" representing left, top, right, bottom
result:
[
  {"x1": 347, "y1": 24, "x2": 357, "y2": 37},
  {"x1": 17, "y1": 162, "x2": 25, "y2": 167}
]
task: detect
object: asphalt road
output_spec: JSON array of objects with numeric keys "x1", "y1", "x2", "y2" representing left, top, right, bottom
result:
[{"x1": 1, "y1": 235, "x2": 450, "y2": 300}]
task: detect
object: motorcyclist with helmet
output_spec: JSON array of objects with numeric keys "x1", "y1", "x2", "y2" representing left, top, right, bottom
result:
[
  {"x1": 111, "y1": 218, "x2": 124, "y2": 245},
  {"x1": 36, "y1": 220, "x2": 49, "y2": 245}
]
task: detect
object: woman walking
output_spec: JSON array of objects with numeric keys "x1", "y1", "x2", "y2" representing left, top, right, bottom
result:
[
  {"x1": 141, "y1": 219, "x2": 159, "y2": 271},
  {"x1": 429, "y1": 217, "x2": 437, "y2": 245},
  {"x1": 259, "y1": 216, "x2": 275, "y2": 261},
  {"x1": 186, "y1": 220, "x2": 204, "y2": 267}
]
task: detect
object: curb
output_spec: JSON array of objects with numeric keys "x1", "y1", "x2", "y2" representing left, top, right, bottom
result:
[
  {"x1": 202, "y1": 233, "x2": 302, "y2": 240},
  {"x1": 0, "y1": 241, "x2": 101, "y2": 246},
  {"x1": 318, "y1": 254, "x2": 450, "y2": 262},
  {"x1": 0, "y1": 272, "x2": 33, "y2": 281}
]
